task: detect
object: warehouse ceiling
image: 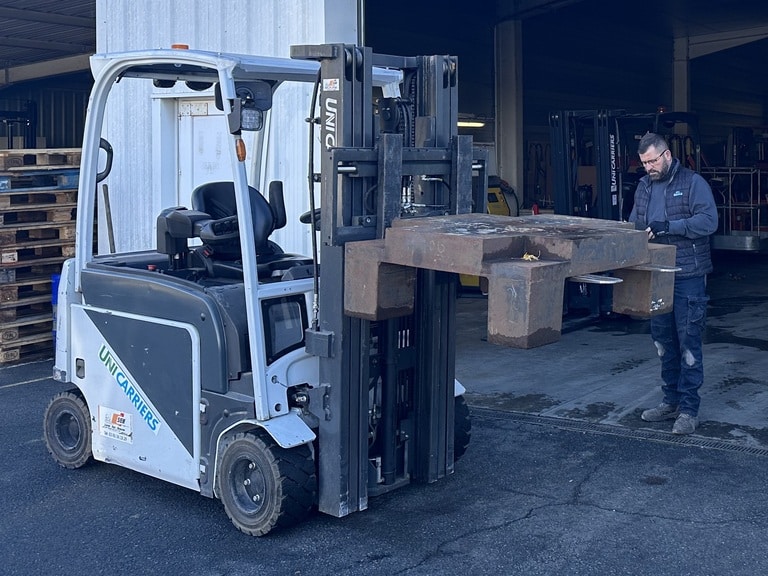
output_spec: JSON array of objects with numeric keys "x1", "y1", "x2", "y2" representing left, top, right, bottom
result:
[
  {"x1": 0, "y1": 0, "x2": 766, "y2": 84},
  {"x1": 0, "y1": 1, "x2": 95, "y2": 86},
  {"x1": 499, "y1": 0, "x2": 768, "y2": 37}
]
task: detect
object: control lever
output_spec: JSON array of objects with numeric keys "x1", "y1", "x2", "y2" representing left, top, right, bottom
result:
[{"x1": 196, "y1": 215, "x2": 240, "y2": 242}]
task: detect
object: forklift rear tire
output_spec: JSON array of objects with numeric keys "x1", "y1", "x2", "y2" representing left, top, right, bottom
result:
[
  {"x1": 43, "y1": 389, "x2": 93, "y2": 469},
  {"x1": 454, "y1": 395, "x2": 471, "y2": 462},
  {"x1": 217, "y1": 431, "x2": 316, "y2": 536}
]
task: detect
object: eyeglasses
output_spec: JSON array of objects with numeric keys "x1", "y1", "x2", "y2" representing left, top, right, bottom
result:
[{"x1": 640, "y1": 149, "x2": 668, "y2": 167}]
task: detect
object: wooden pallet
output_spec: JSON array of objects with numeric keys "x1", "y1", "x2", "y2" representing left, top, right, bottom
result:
[
  {"x1": 0, "y1": 338, "x2": 54, "y2": 364},
  {"x1": 0, "y1": 294, "x2": 52, "y2": 322},
  {"x1": 0, "y1": 169, "x2": 79, "y2": 192},
  {"x1": 0, "y1": 276, "x2": 53, "y2": 304},
  {"x1": 0, "y1": 163, "x2": 77, "y2": 364},
  {"x1": 0, "y1": 203, "x2": 76, "y2": 226},
  {"x1": 0, "y1": 187, "x2": 76, "y2": 209},
  {"x1": 0, "y1": 148, "x2": 81, "y2": 171},
  {"x1": 0, "y1": 221, "x2": 75, "y2": 246},
  {"x1": 1, "y1": 312, "x2": 53, "y2": 345},
  {"x1": 1, "y1": 240, "x2": 75, "y2": 265},
  {"x1": 0, "y1": 262, "x2": 64, "y2": 285}
]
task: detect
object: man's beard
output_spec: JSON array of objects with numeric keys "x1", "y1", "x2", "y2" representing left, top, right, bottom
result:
[{"x1": 648, "y1": 162, "x2": 670, "y2": 181}]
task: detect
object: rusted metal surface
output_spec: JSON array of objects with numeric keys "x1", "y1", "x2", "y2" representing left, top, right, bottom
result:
[
  {"x1": 486, "y1": 259, "x2": 569, "y2": 348},
  {"x1": 387, "y1": 214, "x2": 648, "y2": 276},
  {"x1": 345, "y1": 213, "x2": 676, "y2": 348},
  {"x1": 612, "y1": 243, "x2": 677, "y2": 317},
  {"x1": 344, "y1": 240, "x2": 416, "y2": 320}
]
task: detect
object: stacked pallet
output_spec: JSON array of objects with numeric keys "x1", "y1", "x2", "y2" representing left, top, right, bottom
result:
[{"x1": 0, "y1": 149, "x2": 80, "y2": 365}]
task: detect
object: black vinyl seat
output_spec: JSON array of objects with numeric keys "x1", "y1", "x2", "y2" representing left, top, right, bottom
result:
[
  {"x1": 191, "y1": 181, "x2": 282, "y2": 259},
  {"x1": 189, "y1": 180, "x2": 312, "y2": 281}
]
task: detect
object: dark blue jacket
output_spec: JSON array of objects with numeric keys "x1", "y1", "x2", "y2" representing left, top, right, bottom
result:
[{"x1": 629, "y1": 158, "x2": 718, "y2": 278}]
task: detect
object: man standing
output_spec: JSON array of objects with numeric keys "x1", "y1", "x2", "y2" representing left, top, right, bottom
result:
[{"x1": 629, "y1": 132, "x2": 718, "y2": 435}]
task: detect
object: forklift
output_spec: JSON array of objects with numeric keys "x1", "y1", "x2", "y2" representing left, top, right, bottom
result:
[
  {"x1": 43, "y1": 44, "x2": 482, "y2": 536},
  {"x1": 548, "y1": 109, "x2": 698, "y2": 321}
]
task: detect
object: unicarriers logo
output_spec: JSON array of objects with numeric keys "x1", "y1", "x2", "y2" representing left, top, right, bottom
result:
[{"x1": 98, "y1": 344, "x2": 161, "y2": 434}]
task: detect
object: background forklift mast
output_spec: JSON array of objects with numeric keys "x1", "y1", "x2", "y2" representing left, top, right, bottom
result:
[
  {"x1": 548, "y1": 109, "x2": 699, "y2": 318},
  {"x1": 549, "y1": 109, "x2": 700, "y2": 222}
]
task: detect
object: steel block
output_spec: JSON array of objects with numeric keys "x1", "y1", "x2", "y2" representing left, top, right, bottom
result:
[
  {"x1": 344, "y1": 239, "x2": 416, "y2": 320},
  {"x1": 350, "y1": 213, "x2": 674, "y2": 347},
  {"x1": 486, "y1": 259, "x2": 570, "y2": 348},
  {"x1": 612, "y1": 243, "x2": 677, "y2": 317}
]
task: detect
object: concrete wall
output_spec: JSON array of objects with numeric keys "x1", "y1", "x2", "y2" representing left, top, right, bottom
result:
[{"x1": 95, "y1": 0, "x2": 359, "y2": 254}]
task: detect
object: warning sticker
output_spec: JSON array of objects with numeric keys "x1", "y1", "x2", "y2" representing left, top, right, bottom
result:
[
  {"x1": 322, "y1": 78, "x2": 340, "y2": 92},
  {"x1": 99, "y1": 406, "x2": 133, "y2": 444}
]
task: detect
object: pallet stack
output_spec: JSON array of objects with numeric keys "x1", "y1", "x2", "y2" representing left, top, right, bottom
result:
[{"x1": 0, "y1": 148, "x2": 80, "y2": 365}]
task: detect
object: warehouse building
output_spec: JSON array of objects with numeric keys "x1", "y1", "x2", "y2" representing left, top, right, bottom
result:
[{"x1": 1, "y1": 1, "x2": 767, "y2": 449}]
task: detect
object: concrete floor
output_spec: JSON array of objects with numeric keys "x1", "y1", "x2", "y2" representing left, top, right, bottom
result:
[{"x1": 455, "y1": 250, "x2": 768, "y2": 449}]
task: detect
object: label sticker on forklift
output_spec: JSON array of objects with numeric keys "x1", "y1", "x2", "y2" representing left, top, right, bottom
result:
[
  {"x1": 98, "y1": 344, "x2": 162, "y2": 434},
  {"x1": 99, "y1": 407, "x2": 133, "y2": 444},
  {"x1": 323, "y1": 78, "x2": 339, "y2": 91}
]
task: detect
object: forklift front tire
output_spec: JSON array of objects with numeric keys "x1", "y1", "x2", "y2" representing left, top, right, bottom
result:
[
  {"x1": 43, "y1": 390, "x2": 93, "y2": 469},
  {"x1": 217, "y1": 431, "x2": 316, "y2": 536},
  {"x1": 454, "y1": 395, "x2": 472, "y2": 462}
]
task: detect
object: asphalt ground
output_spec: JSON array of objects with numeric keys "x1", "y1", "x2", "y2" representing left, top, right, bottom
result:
[
  {"x1": 3, "y1": 252, "x2": 768, "y2": 574},
  {"x1": 3, "y1": 359, "x2": 768, "y2": 576}
]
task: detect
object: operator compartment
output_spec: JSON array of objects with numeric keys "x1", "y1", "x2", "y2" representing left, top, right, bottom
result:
[{"x1": 156, "y1": 180, "x2": 313, "y2": 284}]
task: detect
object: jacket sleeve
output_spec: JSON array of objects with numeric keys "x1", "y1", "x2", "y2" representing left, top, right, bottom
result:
[{"x1": 667, "y1": 173, "x2": 719, "y2": 239}]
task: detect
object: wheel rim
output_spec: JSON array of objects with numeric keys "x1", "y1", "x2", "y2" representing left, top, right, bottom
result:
[
  {"x1": 230, "y1": 455, "x2": 268, "y2": 515},
  {"x1": 55, "y1": 409, "x2": 82, "y2": 452}
]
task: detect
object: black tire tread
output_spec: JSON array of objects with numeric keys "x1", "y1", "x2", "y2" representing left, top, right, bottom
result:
[
  {"x1": 218, "y1": 431, "x2": 316, "y2": 536},
  {"x1": 43, "y1": 388, "x2": 93, "y2": 469},
  {"x1": 454, "y1": 395, "x2": 472, "y2": 462}
]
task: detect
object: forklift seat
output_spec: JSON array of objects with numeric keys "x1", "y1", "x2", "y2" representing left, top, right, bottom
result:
[{"x1": 191, "y1": 181, "x2": 282, "y2": 258}]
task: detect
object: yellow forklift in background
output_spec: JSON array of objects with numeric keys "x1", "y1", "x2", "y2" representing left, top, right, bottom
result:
[{"x1": 460, "y1": 175, "x2": 518, "y2": 293}]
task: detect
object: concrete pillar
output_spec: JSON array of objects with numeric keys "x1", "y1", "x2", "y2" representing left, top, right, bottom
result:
[{"x1": 494, "y1": 19, "x2": 524, "y2": 205}]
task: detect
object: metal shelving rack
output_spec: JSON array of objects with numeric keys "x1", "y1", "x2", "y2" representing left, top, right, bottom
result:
[{"x1": 701, "y1": 166, "x2": 768, "y2": 251}]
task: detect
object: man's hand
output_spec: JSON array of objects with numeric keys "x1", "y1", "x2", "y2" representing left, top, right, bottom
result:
[{"x1": 646, "y1": 221, "x2": 669, "y2": 238}]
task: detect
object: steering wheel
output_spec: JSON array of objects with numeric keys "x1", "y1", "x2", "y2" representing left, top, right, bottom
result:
[{"x1": 299, "y1": 208, "x2": 321, "y2": 231}]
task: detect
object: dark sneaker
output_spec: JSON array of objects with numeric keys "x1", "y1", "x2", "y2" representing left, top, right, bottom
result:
[
  {"x1": 672, "y1": 413, "x2": 698, "y2": 435},
  {"x1": 641, "y1": 402, "x2": 679, "y2": 422}
]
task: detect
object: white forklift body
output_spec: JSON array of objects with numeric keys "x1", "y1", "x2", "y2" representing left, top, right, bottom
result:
[{"x1": 45, "y1": 45, "x2": 472, "y2": 536}]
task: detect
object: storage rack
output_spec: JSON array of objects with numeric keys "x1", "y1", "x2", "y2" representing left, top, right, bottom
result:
[
  {"x1": 0, "y1": 148, "x2": 80, "y2": 364},
  {"x1": 700, "y1": 166, "x2": 768, "y2": 252}
]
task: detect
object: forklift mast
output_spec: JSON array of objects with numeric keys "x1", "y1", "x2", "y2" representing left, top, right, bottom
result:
[
  {"x1": 292, "y1": 44, "x2": 483, "y2": 517},
  {"x1": 549, "y1": 109, "x2": 701, "y2": 222},
  {"x1": 549, "y1": 109, "x2": 625, "y2": 221}
]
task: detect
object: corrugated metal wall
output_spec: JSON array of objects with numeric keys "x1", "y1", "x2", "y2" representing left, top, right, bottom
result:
[
  {"x1": 0, "y1": 73, "x2": 91, "y2": 148},
  {"x1": 95, "y1": 0, "x2": 358, "y2": 255}
]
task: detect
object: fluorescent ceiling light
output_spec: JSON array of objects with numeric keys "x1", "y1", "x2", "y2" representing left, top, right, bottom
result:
[{"x1": 457, "y1": 120, "x2": 485, "y2": 128}]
